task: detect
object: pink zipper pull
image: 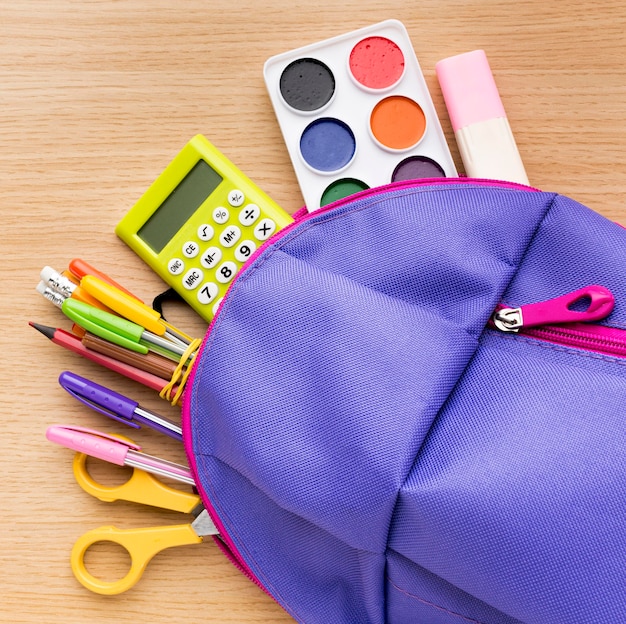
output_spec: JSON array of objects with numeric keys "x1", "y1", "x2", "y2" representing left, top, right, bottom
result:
[{"x1": 492, "y1": 285, "x2": 615, "y2": 333}]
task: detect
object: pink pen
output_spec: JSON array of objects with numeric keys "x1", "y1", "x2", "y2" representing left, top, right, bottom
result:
[{"x1": 46, "y1": 425, "x2": 195, "y2": 486}]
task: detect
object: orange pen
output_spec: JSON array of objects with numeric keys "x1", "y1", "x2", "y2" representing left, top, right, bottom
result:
[{"x1": 69, "y1": 258, "x2": 142, "y2": 302}]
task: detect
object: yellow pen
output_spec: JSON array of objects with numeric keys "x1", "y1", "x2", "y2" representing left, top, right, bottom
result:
[{"x1": 80, "y1": 274, "x2": 191, "y2": 345}]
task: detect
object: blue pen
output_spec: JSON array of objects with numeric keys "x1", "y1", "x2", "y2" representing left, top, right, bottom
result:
[{"x1": 59, "y1": 371, "x2": 183, "y2": 441}]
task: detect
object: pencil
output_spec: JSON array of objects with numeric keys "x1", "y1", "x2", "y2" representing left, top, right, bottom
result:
[
  {"x1": 81, "y1": 331, "x2": 181, "y2": 381},
  {"x1": 29, "y1": 322, "x2": 169, "y2": 393}
]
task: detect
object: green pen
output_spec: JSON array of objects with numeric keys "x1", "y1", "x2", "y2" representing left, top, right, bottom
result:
[{"x1": 61, "y1": 299, "x2": 187, "y2": 360}]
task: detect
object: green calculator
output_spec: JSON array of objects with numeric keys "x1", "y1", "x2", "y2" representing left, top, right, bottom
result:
[{"x1": 116, "y1": 135, "x2": 293, "y2": 323}]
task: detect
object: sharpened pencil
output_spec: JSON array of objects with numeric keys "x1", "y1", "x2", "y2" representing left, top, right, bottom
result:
[{"x1": 29, "y1": 322, "x2": 170, "y2": 394}]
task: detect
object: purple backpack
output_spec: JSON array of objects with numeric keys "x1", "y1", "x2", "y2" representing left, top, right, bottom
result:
[{"x1": 182, "y1": 179, "x2": 625, "y2": 624}]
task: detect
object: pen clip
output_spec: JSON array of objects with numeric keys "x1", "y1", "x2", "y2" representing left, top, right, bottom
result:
[
  {"x1": 61, "y1": 299, "x2": 148, "y2": 355},
  {"x1": 59, "y1": 371, "x2": 141, "y2": 430},
  {"x1": 81, "y1": 274, "x2": 165, "y2": 336}
]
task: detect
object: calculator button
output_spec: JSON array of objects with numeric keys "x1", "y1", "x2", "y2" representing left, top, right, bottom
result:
[
  {"x1": 168, "y1": 258, "x2": 185, "y2": 275},
  {"x1": 197, "y1": 282, "x2": 219, "y2": 305},
  {"x1": 213, "y1": 207, "x2": 230, "y2": 224},
  {"x1": 238, "y1": 204, "x2": 261, "y2": 226},
  {"x1": 182, "y1": 241, "x2": 200, "y2": 258},
  {"x1": 234, "y1": 239, "x2": 257, "y2": 262},
  {"x1": 228, "y1": 189, "x2": 245, "y2": 207},
  {"x1": 216, "y1": 261, "x2": 238, "y2": 284},
  {"x1": 219, "y1": 225, "x2": 242, "y2": 248},
  {"x1": 197, "y1": 224, "x2": 215, "y2": 241},
  {"x1": 200, "y1": 246, "x2": 223, "y2": 269},
  {"x1": 254, "y1": 218, "x2": 276, "y2": 241},
  {"x1": 181, "y1": 268, "x2": 204, "y2": 290}
]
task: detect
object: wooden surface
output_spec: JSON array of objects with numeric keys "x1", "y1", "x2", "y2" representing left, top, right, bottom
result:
[{"x1": 2, "y1": 1, "x2": 625, "y2": 622}]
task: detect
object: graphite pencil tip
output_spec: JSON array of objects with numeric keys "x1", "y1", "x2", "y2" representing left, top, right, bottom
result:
[{"x1": 29, "y1": 321, "x2": 55, "y2": 340}]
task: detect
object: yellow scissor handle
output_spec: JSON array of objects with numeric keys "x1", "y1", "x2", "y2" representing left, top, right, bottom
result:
[
  {"x1": 72, "y1": 451, "x2": 200, "y2": 514},
  {"x1": 71, "y1": 523, "x2": 202, "y2": 595}
]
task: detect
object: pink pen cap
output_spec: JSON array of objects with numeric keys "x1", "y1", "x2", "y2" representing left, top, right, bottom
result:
[
  {"x1": 436, "y1": 50, "x2": 529, "y2": 185},
  {"x1": 46, "y1": 425, "x2": 135, "y2": 465}
]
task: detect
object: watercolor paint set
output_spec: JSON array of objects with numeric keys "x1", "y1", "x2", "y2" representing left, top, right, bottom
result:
[{"x1": 263, "y1": 20, "x2": 457, "y2": 211}]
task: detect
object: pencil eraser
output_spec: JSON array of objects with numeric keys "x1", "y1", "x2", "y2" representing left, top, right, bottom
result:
[
  {"x1": 435, "y1": 50, "x2": 506, "y2": 131},
  {"x1": 40, "y1": 265, "x2": 57, "y2": 283}
]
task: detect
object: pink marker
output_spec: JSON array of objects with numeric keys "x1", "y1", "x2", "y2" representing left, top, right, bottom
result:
[
  {"x1": 436, "y1": 49, "x2": 529, "y2": 186},
  {"x1": 46, "y1": 425, "x2": 195, "y2": 486}
]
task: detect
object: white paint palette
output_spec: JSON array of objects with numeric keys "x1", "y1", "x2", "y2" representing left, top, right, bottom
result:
[{"x1": 263, "y1": 20, "x2": 457, "y2": 211}]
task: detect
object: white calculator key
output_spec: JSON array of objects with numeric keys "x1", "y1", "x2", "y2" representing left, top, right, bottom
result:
[
  {"x1": 168, "y1": 258, "x2": 185, "y2": 275},
  {"x1": 213, "y1": 207, "x2": 230, "y2": 224},
  {"x1": 200, "y1": 246, "x2": 223, "y2": 269},
  {"x1": 234, "y1": 239, "x2": 257, "y2": 262},
  {"x1": 182, "y1": 241, "x2": 200, "y2": 258},
  {"x1": 197, "y1": 224, "x2": 215, "y2": 241},
  {"x1": 238, "y1": 204, "x2": 261, "y2": 226},
  {"x1": 216, "y1": 261, "x2": 238, "y2": 284},
  {"x1": 228, "y1": 189, "x2": 245, "y2": 207},
  {"x1": 254, "y1": 218, "x2": 276, "y2": 241},
  {"x1": 197, "y1": 282, "x2": 219, "y2": 305},
  {"x1": 219, "y1": 225, "x2": 242, "y2": 248},
  {"x1": 181, "y1": 268, "x2": 204, "y2": 290},
  {"x1": 212, "y1": 297, "x2": 224, "y2": 315}
]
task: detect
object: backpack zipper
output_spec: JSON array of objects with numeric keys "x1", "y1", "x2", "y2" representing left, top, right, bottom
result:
[{"x1": 491, "y1": 285, "x2": 626, "y2": 358}]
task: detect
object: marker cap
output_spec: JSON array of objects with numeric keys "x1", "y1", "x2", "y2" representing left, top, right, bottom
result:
[{"x1": 435, "y1": 50, "x2": 506, "y2": 131}]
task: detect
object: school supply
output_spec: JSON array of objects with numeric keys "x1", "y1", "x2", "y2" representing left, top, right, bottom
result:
[
  {"x1": 30, "y1": 323, "x2": 172, "y2": 393},
  {"x1": 36, "y1": 260, "x2": 199, "y2": 396},
  {"x1": 80, "y1": 332, "x2": 180, "y2": 381},
  {"x1": 47, "y1": 425, "x2": 193, "y2": 483},
  {"x1": 176, "y1": 178, "x2": 625, "y2": 623},
  {"x1": 59, "y1": 370, "x2": 183, "y2": 440},
  {"x1": 61, "y1": 299, "x2": 188, "y2": 360},
  {"x1": 115, "y1": 134, "x2": 294, "y2": 323},
  {"x1": 47, "y1": 433, "x2": 218, "y2": 595},
  {"x1": 263, "y1": 20, "x2": 457, "y2": 211},
  {"x1": 436, "y1": 49, "x2": 529, "y2": 185},
  {"x1": 38, "y1": 266, "x2": 112, "y2": 312},
  {"x1": 68, "y1": 257, "x2": 141, "y2": 300},
  {"x1": 80, "y1": 274, "x2": 191, "y2": 346}
]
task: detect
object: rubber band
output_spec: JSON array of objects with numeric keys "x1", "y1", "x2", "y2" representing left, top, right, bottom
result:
[{"x1": 159, "y1": 337, "x2": 203, "y2": 406}]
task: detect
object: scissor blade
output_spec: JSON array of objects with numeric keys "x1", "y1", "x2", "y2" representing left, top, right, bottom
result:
[{"x1": 191, "y1": 509, "x2": 220, "y2": 537}]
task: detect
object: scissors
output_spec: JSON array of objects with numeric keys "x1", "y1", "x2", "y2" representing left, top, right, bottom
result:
[{"x1": 69, "y1": 447, "x2": 219, "y2": 595}]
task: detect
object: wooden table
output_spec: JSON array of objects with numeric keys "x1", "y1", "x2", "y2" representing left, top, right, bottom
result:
[{"x1": 2, "y1": 1, "x2": 625, "y2": 622}]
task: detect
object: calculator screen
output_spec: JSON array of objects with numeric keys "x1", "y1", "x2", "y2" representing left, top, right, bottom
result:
[{"x1": 138, "y1": 159, "x2": 223, "y2": 253}]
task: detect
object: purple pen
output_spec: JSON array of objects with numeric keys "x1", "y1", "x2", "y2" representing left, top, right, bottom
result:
[{"x1": 59, "y1": 371, "x2": 183, "y2": 441}]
